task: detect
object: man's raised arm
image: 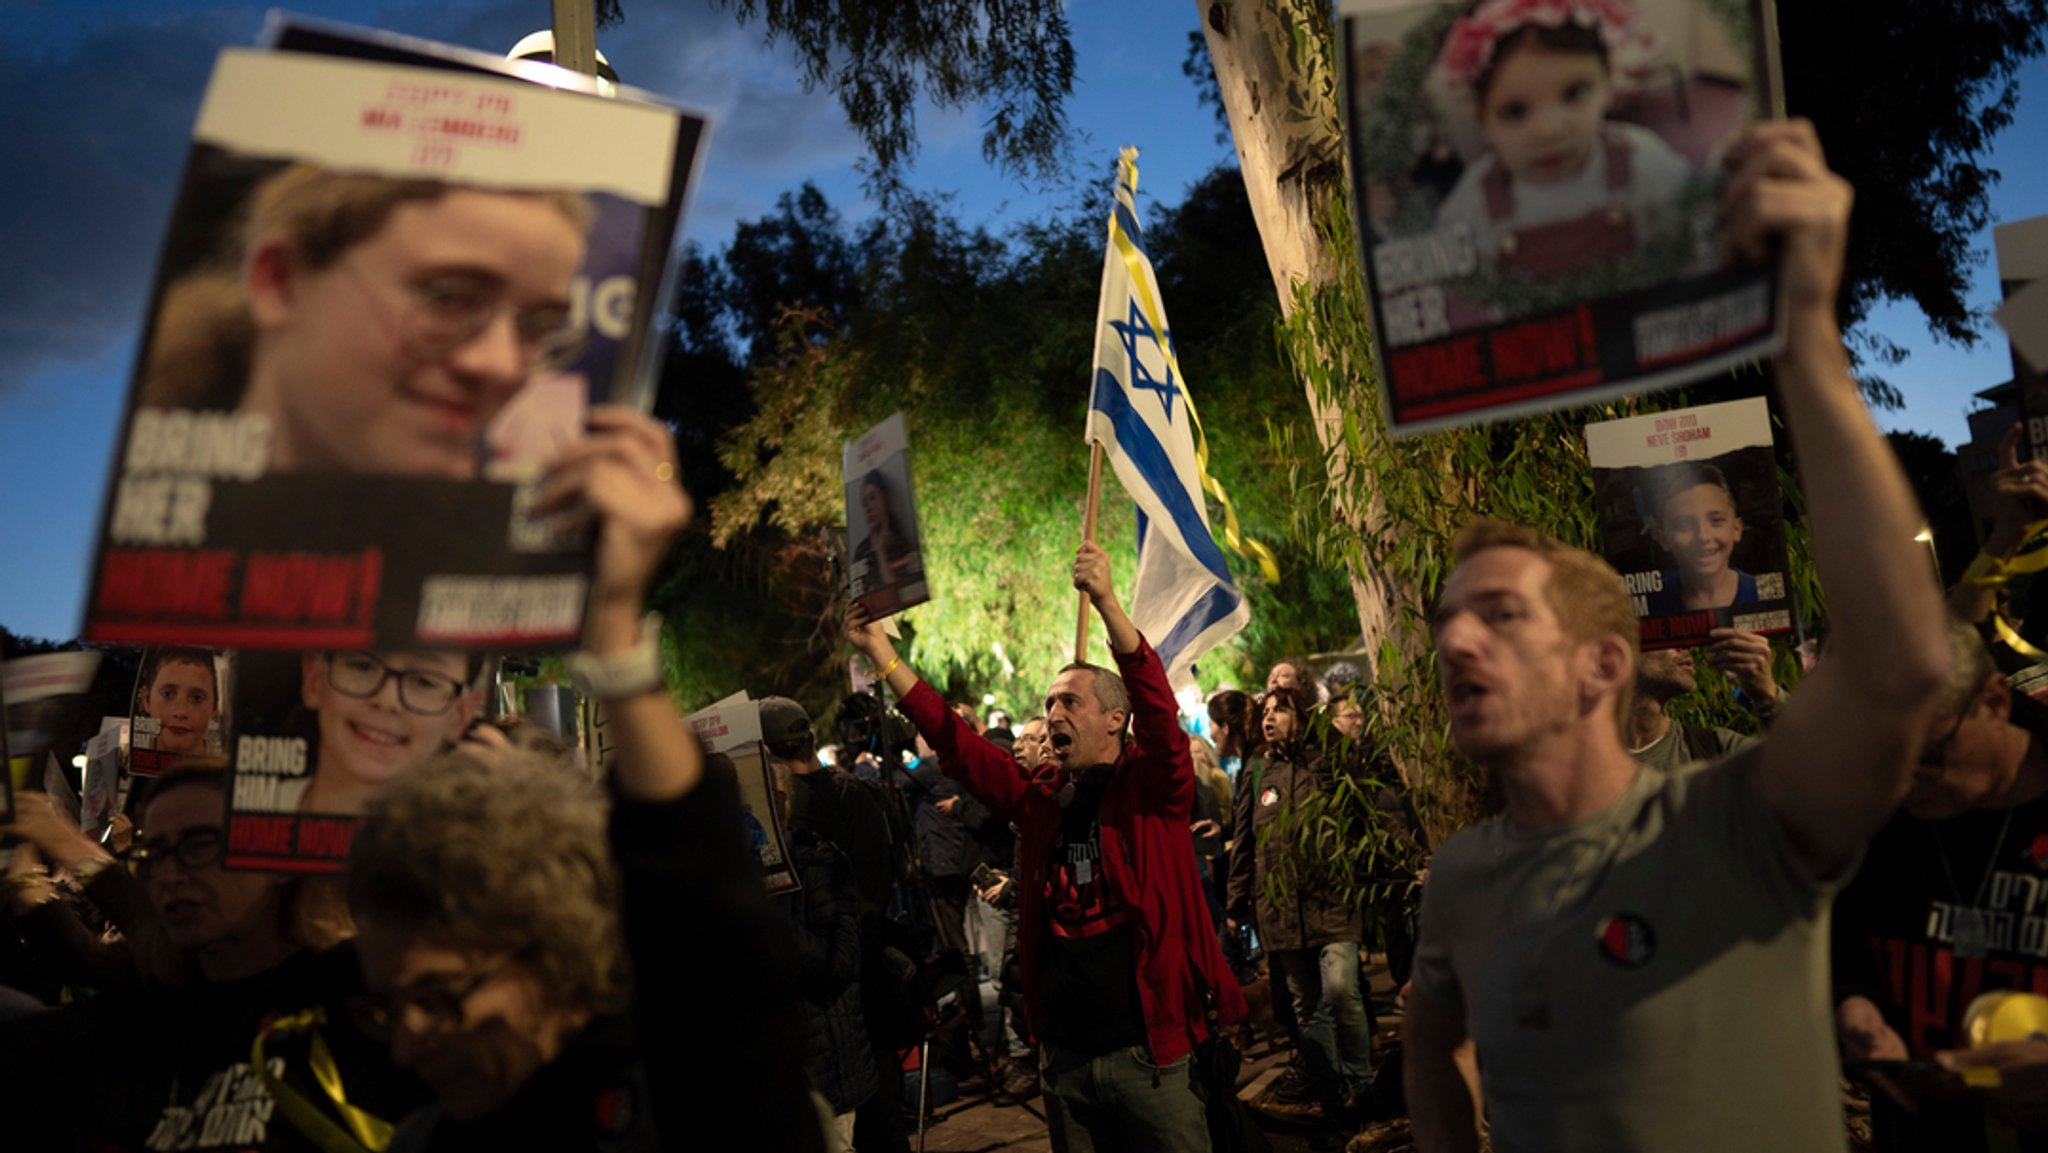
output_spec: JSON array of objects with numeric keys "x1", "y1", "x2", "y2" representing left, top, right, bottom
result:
[
  {"x1": 1074, "y1": 541, "x2": 1192, "y2": 803},
  {"x1": 846, "y1": 603, "x2": 1030, "y2": 820},
  {"x1": 1731, "y1": 121, "x2": 1949, "y2": 878}
]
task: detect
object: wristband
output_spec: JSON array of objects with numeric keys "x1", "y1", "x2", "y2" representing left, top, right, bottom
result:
[
  {"x1": 876, "y1": 655, "x2": 903, "y2": 680},
  {"x1": 566, "y1": 613, "x2": 665, "y2": 701}
]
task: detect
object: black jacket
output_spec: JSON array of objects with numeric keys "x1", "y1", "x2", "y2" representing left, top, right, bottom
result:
[
  {"x1": 1226, "y1": 743, "x2": 1364, "y2": 952},
  {"x1": 781, "y1": 829, "x2": 879, "y2": 1115}
]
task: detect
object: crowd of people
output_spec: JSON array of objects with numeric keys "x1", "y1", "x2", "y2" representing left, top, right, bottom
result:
[{"x1": 3, "y1": 108, "x2": 2047, "y2": 1153}]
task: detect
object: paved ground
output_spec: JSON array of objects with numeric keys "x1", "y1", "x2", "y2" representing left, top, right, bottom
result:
[{"x1": 908, "y1": 958, "x2": 1415, "y2": 1153}]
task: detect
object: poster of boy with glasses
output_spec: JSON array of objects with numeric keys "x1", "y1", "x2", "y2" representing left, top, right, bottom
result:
[
  {"x1": 223, "y1": 648, "x2": 480, "y2": 870},
  {"x1": 82, "y1": 31, "x2": 704, "y2": 654}
]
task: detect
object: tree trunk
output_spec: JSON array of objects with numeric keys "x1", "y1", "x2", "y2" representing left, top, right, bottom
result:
[
  {"x1": 1199, "y1": 0, "x2": 1390, "y2": 672},
  {"x1": 1201, "y1": 0, "x2": 1486, "y2": 837}
]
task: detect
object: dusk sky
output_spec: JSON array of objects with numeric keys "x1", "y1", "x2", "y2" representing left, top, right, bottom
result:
[{"x1": 4, "y1": 2, "x2": 2044, "y2": 643}]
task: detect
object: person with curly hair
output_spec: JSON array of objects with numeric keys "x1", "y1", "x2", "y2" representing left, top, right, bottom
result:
[{"x1": 345, "y1": 406, "x2": 820, "y2": 1150}]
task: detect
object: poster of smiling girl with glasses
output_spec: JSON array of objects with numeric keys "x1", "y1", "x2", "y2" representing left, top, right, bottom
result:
[
  {"x1": 223, "y1": 647, "x2": 483, "y2": 870},
  {"x1": 83, "y1": 28, "x2": 705, "y2": 655}
]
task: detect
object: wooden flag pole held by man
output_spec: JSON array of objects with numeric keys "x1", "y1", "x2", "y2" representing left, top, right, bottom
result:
[{"x1": 1075, "y1": 443, "x2": 1105, "y2": 662}]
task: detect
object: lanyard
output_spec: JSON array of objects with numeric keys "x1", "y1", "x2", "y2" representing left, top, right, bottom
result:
[{"x1": 251, "y1": 1007, "x2": 396, "y2": 1153}]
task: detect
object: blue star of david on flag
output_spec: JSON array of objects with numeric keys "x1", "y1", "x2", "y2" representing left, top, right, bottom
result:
[{"x1": 1109, "y1": 300, "x2": 1181, "y2": 424}]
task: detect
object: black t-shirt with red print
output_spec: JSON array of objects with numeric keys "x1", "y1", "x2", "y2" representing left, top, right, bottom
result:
[
  {"x1": 1036, "y1": 764, "x2": 1148, "y2": 1055},
  {"x1": 1834, "y1": 789, "x2": 2048, "y2": 1153}
]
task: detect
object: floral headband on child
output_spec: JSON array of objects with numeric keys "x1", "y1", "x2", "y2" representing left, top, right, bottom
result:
[{"x1": 1437, "y1": 0, "x2": 1657, "y2": 91}]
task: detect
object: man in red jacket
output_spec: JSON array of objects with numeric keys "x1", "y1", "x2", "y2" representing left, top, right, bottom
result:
[{"x1": 848, "y1": 540, "x2": 1244, "y2": 1152}]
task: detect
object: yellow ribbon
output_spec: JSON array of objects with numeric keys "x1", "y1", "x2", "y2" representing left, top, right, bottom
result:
[
  {"x1": 1105, "y1": 148, "x2": 1281, "y2": 584},
  {"x1": 251, "y1": 1007, "x2": 395, "y2": 1153},
  {"x1": 1992, "y1": 612, "x2": 2048, "y2": 662},
  {"x1": 1978, "y1": 522, "x2": 2048, "y2": 659}
]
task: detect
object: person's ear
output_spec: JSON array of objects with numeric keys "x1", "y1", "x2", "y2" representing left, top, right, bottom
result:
[
  {"x1": 1108, "y1": 706, "x2": 1129, "y2": 738},
  {"x1": 1984, "y1": 672, "x2": 2014, "y2": 723},
  {"x1": 1583, "y1": 635, "x2": 1633, "y2": 713},
  {"x1": 246, "y1": 235, "x2": 300, "y2": 330},
  {"x1": 451, "y1": 689, "x2": 480, "y2": 734},
  {"x1": 300, "y1": 653, "x2": 326, "y2": 711}
]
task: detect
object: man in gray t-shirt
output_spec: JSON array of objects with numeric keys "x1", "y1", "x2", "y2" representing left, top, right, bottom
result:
[{"x1": 1404, "y1": 122, "x2": 1952, "y2": 1153}]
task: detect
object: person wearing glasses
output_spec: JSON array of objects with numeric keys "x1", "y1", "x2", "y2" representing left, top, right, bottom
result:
[
  {"x1": 0, "y1": 762, "x2": 430, "y2": 1150},
  {"x1": 289, "y1": 649, "x2": 481, "y2": 815},
  {"x1": 1830, "y1": 618, "x2": 2048, "y2": 1152},
  {"x1": 344, "y1": 406, "x2": 822, "y2": 1150},
  {"x1": 141, "y1": 163, "x2": 590, "y2": 478}
]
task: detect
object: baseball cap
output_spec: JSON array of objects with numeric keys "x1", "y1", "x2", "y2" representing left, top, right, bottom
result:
[{"x1": 757, "y1": 696, "x2": 815, "y2": 758}]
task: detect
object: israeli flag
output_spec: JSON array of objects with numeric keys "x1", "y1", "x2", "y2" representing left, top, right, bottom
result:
[{"x1": 1084, "y1": 149, "x2": 1249, "y2": 687}]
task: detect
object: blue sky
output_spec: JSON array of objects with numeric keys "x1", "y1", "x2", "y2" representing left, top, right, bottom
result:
[{"x1": 2, "y1": 1, "x2": 2043, "y2": 642}]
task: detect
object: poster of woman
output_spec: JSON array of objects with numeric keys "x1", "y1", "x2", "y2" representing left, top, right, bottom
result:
[
  {"x1": 81, "y1": 29, "x2": 705, "y2": 654},
  {"x1": 1585, "y1": 396, "x2": 1792, "y2": 649},
  {"x1": 1340, "y1": 0, "x2": 1784, "y2": 434},
  {"x1": 844, "y1": 412, "x2": 932, "y2": 619}
]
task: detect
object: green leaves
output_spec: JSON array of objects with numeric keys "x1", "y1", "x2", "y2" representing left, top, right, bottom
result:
[{"x1": 709, "y1": 0, "x2": 1077, "y2": 201}]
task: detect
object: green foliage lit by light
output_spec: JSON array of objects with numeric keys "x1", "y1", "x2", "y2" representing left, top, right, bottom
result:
[{"x1": 684, "y1": 174, "x2": 1361, "y2": 720}]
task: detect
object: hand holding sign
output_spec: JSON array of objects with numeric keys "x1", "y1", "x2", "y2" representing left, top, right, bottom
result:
[
  {"x1": 535, "y1": 404, "x2": 690, "y2": 615},
  {"x1": 1704, "y1": 628, "x2": 1778, "y2": 702},
  {"x1": 1722, "y1": 120, "x2": 1853, "y2": 317},
  {"x1": 1986, "y1": 425, "x2": 2048, "y2": 558}
]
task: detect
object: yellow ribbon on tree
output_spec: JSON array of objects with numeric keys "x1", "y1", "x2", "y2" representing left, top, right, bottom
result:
[
  {"x1": 251, "y1": 1007, "x2": 396, "y2": 1153},
  {"x1": 1107, "y1": 148, "x2": 1281, "y2": 584}
]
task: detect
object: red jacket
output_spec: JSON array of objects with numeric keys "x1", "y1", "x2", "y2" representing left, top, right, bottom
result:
[{"x1": 898, "y1": 636, "x2": 1245, "y2": 1065}]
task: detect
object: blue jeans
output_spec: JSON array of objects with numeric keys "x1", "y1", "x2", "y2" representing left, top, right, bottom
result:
[
  {"x1": 1270, "y1": 941, "x2": 1372, "y2": 1114},
  {"x1": 1040, "y1": 1041, "x2": 1212, "y2": 1153}
]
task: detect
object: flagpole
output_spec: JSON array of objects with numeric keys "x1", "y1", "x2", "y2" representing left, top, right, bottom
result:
[{"x1": 1075, "y1": 442, "x2": 1105, "y2": 662}]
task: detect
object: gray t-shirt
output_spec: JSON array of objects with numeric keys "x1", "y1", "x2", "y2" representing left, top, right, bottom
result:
[
  {"x1": 1412, "y1": 750, "x2": 1847, "y2": 1153},
  {"x1": 1632, "y1": 722, "x2": 1758, "y2": 775}
]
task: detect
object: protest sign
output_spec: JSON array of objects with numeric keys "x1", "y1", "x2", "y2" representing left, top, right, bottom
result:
[
  {"x1": 82, "y1": 31, "x2": 706, "y2": 653},
  {"x1": 686, "y1": 696, "x2": 800, "y2": 895},
  {"x1": 82, "y1": 718, "x2": 128, "y2": 843},
  {"x1": 1995, "y1": 215, "x2": 2048, "y2": 459},
  {"x1": 844, "y1": 413, "x2": 931, "y2": 619},
  {"x1": 129, "y1": 647, "x2": 232, "y2": 778},
  {"x1": 1339, "y1": 0, "x2": 1784, "y2": 434},
  {"x1": 223, "y1": 649, "x2": 482, "y2": 872},
  {"x1": 0, "y1": 670, "x2": 10, "y2": 832},
  {"x1": 1585, "y1": 397, "x2": 1791, "y2": 649},
  {"x1": 1, "y1": 651, "x2": 103, "y2": 856}
]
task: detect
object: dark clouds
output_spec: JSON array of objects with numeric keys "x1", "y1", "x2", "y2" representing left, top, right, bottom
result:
[
  {"x1": 0, "y1": 0, "x2": 868, "y2": 397},
  {"x1": 0, "y1": 8, "x2": 259, "y2": 395}
]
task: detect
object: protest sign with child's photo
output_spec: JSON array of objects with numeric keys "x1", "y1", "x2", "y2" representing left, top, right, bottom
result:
[
  {"x1": 223, "y1": 648, "x2": 481, "y2": 872},
  {"x1": 1341, "y1": 0, "x2": 1784, "y2": 434},
  {"x1": 1586, "y1": 397, "x2": 1792, "y2": 649},
  {"x1": 128, "y1": 647, "x2": 231, "y2": 778}
]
